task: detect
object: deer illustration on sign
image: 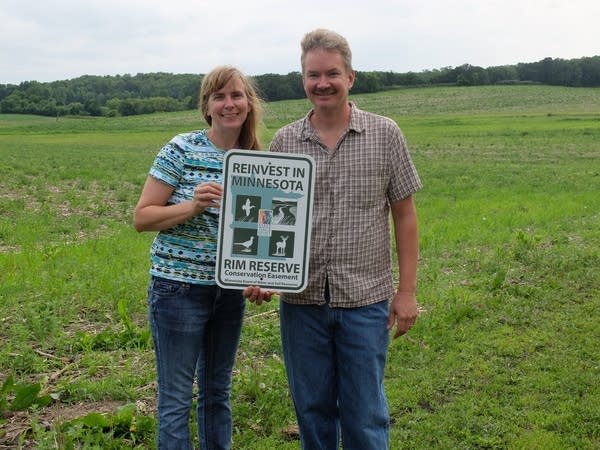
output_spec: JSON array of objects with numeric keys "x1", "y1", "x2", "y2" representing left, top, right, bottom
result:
[{"x1": 274, "y1": 235, "x2": 288, "y2": 256}]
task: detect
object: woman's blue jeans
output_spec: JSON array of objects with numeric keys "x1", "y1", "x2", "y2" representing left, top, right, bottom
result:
[
  {"x1": 148, "y1": 277, "x2": 245, "y2": 450},
  {"x1": 280, "y1": 299, "x2": 390, "y2": 450}
]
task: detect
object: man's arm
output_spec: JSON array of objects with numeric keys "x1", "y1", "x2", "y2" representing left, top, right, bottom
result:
[{"x1": 388, "y1": 195, "x2": 420, "y2": 338}]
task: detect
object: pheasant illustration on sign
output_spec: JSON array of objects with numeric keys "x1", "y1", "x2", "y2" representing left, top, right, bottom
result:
[
  {"x1": 233, "y1": 235, "x2": 254, "y2": 252},
  {"x1": 231, "y1": 229, "x2": 257, "y2": 256}
]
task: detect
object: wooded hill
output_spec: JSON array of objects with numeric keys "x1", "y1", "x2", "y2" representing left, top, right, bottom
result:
[{"x1": 1, "y1": 55, "x2": 599, "y2": 117}]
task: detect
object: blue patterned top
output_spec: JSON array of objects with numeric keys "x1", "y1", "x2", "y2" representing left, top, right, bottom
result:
[{"x1": 148, "y1": 130, "x2": 224, "y2": 284}]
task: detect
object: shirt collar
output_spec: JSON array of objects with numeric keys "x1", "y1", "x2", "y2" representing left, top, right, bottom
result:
[{"x1": 298, "y1": 102, "x2": 365, "y2": 141}]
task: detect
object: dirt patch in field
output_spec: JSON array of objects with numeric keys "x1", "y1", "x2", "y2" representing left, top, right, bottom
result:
[{"x1": 1, "y1": 399, "x2": 154, "y2": 449}]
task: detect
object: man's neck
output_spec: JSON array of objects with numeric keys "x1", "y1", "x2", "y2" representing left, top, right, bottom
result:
[
  {"x1": 310, "y1": 102, "x2": 352, "y2": 132},
  {"x1": 310, "y1": 102, "x2": 352, "y2": 150}
]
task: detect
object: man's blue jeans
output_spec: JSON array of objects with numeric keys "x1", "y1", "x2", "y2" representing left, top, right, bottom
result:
[
  {"x1": 148, "y1": 277, "x2": 245, "y2": 450},
  {"x1": 280, "y1": 299, "x2": 390, "y2": 450}
]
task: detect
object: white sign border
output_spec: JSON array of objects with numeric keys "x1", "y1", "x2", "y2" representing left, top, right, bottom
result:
[{"x1": 215, "y1": 150, "x2": 315, "y2": 292}]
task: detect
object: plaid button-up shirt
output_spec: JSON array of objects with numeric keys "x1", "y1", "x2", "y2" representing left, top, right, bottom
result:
[{"x1": 269, "y1": 103, "x2": 422, "y2": 307}]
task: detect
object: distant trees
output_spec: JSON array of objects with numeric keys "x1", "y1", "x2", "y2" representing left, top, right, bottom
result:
[
  {"x1": 516, "y1": 56, "x2": 600, "y2": 86},
  {"x1": 0, "y1": 73, "x2": 200, "y2": 117},
  {"x1": 253, "y1": 72, "x2": 304, "y2": 102},
  {"x1": 1, "y1": 55, "x2": 599, "y2": 117}
]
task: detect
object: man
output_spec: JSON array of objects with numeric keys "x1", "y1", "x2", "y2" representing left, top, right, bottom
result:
[{"x1": 246, "y1": 28, "x2": 422, "y2": 449}]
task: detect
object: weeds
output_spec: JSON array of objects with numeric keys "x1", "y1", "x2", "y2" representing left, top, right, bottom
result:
[{"x1": 1, "y1": 85, "x2": 599, "y2": 448}]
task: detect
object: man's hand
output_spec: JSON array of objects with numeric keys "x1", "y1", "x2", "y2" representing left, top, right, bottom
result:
[
  {"x1": 387, "y1": 291, "x2": 419, "y2": 338},
  {"x1": 243, "y1": 286, "x2": 277, "y2": 305}
]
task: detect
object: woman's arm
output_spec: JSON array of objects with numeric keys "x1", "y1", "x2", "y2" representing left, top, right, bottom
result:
[{"x1": 133, "y1": 177, "x2": 222, "y2": 232}]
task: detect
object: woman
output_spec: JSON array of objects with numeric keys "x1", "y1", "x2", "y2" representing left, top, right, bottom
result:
[{"x1": 133, "y1": 65, "x2": 263, "y2": 450}]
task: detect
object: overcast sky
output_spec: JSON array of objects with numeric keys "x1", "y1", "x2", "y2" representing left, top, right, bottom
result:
[{"x1": 1, "y1": 0, "x2": 599, "y2": 85}]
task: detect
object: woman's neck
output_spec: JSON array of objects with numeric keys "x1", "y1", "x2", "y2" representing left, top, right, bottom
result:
[{"x1": 207, "y1": 128, "x2": 240, "y2": 150}]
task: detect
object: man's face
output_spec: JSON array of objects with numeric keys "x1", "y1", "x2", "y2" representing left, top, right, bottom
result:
[{"x1": 302, "y1": 49, "x2": 355, "y2": 112}]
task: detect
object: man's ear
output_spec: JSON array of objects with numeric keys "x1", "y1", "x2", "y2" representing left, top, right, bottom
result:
[{"x1": 348, "y1": 70, "x2": 356, "y2": 89}]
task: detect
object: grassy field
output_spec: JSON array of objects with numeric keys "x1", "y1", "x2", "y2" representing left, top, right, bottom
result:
[{"x1": 1, "y1": 84, "x2": 599, "y2": 449}]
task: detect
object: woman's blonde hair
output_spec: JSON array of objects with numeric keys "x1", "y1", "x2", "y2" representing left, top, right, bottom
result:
[{"x1": 199, "y1": 66, "x2": 263, "y2": 150}]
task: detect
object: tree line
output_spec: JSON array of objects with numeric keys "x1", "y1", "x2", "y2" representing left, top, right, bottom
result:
[{"x1": 1, "y1": 55, "x2": 599, "y2": 117}]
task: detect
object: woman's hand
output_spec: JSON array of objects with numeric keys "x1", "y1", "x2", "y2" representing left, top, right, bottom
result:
[{"x1": 193, "y1": 182, "x2": 223, "y2": 213}]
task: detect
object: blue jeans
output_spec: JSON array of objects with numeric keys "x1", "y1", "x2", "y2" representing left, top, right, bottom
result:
[
  {"x1": 280, "y1": 299, "x2": 390, "y2": 450},
  {"x1": 148, "y1": 277, "x2": 245, "y2": 450}
]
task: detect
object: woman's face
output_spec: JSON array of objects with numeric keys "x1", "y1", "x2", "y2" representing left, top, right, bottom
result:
[{"x1": 207, "y1": 76, "x2": 250, "y2": 134}]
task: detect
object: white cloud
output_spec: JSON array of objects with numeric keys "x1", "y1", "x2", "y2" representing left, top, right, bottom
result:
[{"x1": 1, "y1": 0, "x2": 599, "y2": 84}]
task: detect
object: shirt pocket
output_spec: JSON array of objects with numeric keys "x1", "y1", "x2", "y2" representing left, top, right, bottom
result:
[{"x1": 341, "y1": 161, "x2": 387, "y2": 210}]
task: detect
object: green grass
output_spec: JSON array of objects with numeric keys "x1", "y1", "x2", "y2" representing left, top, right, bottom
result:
[{"x1": 1, "y1": 85, "x2": 599, "y2": 449}]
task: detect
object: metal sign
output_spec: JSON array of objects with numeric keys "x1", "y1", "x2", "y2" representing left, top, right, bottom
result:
[{"x1": 216, "y1": 150, "x2": 315, "y2": 292}]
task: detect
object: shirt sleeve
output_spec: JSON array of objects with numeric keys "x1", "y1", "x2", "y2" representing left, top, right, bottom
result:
[
  {"x1": 387, "y1": 125, "x2": 423, "y2": 202},
  {"x1": 149, "y1": 142, "x2": 184, "y2": 188},
  {"x1": 269, "y1": 130, "x2": 283, "y2": 152}
]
